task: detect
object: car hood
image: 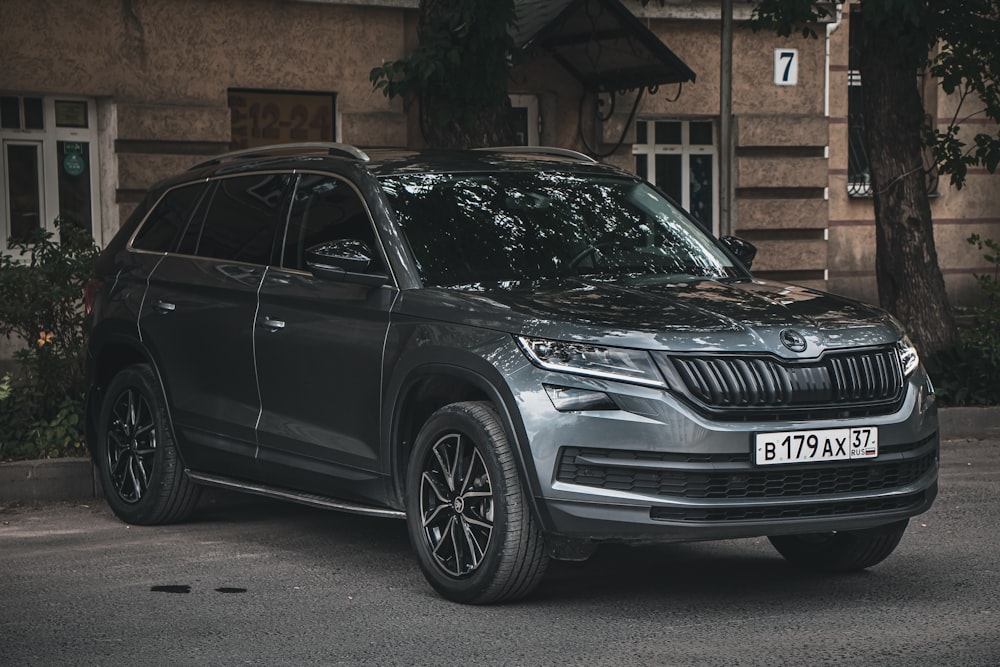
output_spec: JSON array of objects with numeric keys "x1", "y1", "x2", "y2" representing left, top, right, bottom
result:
[{"x1": 396, "y1": 277, "x2": 901, "y2": 357}]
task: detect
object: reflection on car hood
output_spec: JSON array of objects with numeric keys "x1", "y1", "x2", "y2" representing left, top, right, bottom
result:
[{"x1": 397, "y1": 277, "x2": 900, "y2": 355}]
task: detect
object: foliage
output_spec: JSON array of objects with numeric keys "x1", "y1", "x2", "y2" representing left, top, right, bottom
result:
[
  {"x1": 0, "y1": 221, "x2": 99, "y2": 460},
  {"x1": 926, "y1": 235, "x2": 1000, "y2": 405},
  {"x1": 369, "y1": 0, "x2": 519, "y2": 148},
  {"x1": 926, "y1": 0, "x2": 1000, "y2": 188},
  {"x1": 749, "y1": 0, "x2": 1000, "y2": 190}
]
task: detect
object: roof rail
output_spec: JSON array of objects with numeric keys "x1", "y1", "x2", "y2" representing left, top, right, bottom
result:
[
  {"x1": 473, "y1": 146, "x2": 598, "y2": 163},
  {"x1": 189, "y1": 142, "x2": 370, "y2": 170}
]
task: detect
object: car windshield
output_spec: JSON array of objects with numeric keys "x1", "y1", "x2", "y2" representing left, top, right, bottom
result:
[{"x1": 380, "y1": 171, "x2": 744, "y2": 287}]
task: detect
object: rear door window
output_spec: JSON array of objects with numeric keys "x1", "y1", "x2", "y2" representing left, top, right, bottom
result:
[
  {"x1": 131, "y1": 182, "x2": 209, "y2": 252},
  {"x1": 188, "y1": 173, "x2": 292, "y2": 265}
]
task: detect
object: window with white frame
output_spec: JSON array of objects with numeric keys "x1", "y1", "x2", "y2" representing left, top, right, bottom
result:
[
  {"x1": 632, "y1": 119, "x2": 717, "y2": 233},
  {"x1": 508, "y1": 94, "x2": 539, "y2": 146},
  {"x1": 0, "y1": 94, "x2": 99, "y2": 252}
]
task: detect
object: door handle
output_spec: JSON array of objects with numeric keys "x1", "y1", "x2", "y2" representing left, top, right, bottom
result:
[
  {"x1": 154, "y1": 300, "x2": 176, "y2": 314},
  {"x1": 261, "y1": 316, "x2": 285, "y2": 332}
]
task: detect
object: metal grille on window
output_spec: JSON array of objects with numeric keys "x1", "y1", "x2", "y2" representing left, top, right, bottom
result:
[{"x1": 846, "y1": 6, "x2": 938, "y2": 198}]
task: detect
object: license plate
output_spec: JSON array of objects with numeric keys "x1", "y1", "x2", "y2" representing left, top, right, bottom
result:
[{"x1": 754, "y1": 427, "x2": 878, "y2": 465}]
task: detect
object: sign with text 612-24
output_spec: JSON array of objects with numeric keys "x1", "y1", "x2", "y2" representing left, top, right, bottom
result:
[{"x1": 229, "y1": 90, "x2": 336, "y2": 150}]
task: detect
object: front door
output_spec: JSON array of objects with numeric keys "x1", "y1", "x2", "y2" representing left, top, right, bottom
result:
[{"x1": 254, "y1": 173, "x2": 396, "y2": 503}]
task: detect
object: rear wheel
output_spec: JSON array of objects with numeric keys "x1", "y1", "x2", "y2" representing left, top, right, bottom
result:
[
  {"x1": 769, "y1": 519, "x2": 909, "y2": 572},
  {"x1": 406, "y1": 401, "x2": 549, "y2": 604},
  {"x1": 96, "y1": 364, "x2": 200, "y2": 525}
]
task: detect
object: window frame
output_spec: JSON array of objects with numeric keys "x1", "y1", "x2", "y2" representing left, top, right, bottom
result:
[
  {"x1": 632, "y1": 118, "x2": 719, "y2": 235},
  {"x1": 0, "y1": 94, "x2": 100, "y2": 253}
]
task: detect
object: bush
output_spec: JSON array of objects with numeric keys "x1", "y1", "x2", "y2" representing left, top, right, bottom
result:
[
  {"x1": 925, "y1": 234, "x2": 1000, "y2": 406},
  {"x1": 0, "y1": 221, "x2": 98, "y2": 461}
]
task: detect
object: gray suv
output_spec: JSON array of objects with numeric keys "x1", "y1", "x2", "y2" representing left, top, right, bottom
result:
[{"x1": 84, "y1": 143, "x2": 938, "y2": 603}]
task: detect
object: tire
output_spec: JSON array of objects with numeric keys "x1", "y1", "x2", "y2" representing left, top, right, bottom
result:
[
  {"x1": 405, "y1": 401, "x2": 549, "y2": 604},
  {"x1": 768, "y1": 519, "x2": 909, "y2": 572},
  {"x1": 96, "y1": 364, "x2": 200, "y2": 525}
]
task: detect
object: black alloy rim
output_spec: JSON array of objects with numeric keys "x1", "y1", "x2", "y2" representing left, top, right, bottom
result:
[
  {"x1": 418, "y1": 432, "x2": 495, "y2": 578},
  {"x1": 106, "y1": 387, "x2": 157, "y2": 504}
]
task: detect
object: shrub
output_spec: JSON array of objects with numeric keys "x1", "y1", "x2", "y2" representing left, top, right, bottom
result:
[
  {"x1": 0, "y1": 220, "x2": 98, "y2": 461},
  {"x1": 925, "y1": 234, "x2": 1000, "y2": 406}
]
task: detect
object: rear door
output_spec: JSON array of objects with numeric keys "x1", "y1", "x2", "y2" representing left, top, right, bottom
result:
[
  {"x1": 139, "y1": 172, "x2": 292, "y2": 479},
  {"x1": 254, "y1": 172, "x2": 397, "y2": 503}
]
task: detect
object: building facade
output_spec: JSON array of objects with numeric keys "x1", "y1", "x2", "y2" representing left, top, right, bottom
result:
[{"x1": 1, "y1": 0, "x2": 997, "y2": 309}]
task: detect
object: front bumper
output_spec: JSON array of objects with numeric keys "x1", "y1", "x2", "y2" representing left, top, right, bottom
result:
[{"x1": 505, "y1": 354, "x2": 939, "y2": 544}]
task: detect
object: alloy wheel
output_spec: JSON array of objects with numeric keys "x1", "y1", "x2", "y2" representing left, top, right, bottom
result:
[
  {"x1": 418, "y1": 432, "x2": 495, "y2": 578},
  {"x1": 105, "y1": 387, "x2": 157, "y2": 504}
]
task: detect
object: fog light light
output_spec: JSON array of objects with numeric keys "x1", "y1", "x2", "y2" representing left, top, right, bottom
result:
[{"x1": 544, "y1": 385, "x2": 617, "y2": 412}]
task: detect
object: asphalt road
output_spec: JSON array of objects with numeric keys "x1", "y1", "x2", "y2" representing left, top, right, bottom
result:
[{"x1": 2, "y1": 438, "x2": 997, "y2": 667}]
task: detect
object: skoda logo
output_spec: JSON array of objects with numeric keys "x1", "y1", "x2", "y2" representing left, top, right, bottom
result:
[{"x1": 779, "y1": 329, "x2": 808, "y2": 353}]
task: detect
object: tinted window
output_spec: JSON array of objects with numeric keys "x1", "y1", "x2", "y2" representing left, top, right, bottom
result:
[
  {"x1": 380, "y1": 172, "x2": 741, "y2": 287},
  {"x1": 281, "y1": 174, "x2": 382, "y2": 272},
  {"x1": 131, "y1": 183, "x2": 208, "y2": 252},
  {"x1": 192, "y1": 174, "x2": 290, "y2": 264}
]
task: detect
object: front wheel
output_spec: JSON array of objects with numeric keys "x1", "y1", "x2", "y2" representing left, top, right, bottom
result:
[
  {"x1": 405, "y1": 401, "x2": 549, "y2": 604},
  {"x1": 768, "y1": 519, "x2": 909, "y2": 572}
]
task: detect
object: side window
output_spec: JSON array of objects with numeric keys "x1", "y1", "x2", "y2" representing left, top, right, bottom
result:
[
  {"x1": 131, "y1": 183, "x2": 209, "y2": 252},
  {"x1": 192, "y1": 173, "x2": 291, "y2": 264},
  {"x1": 281, "y1": 174, "x2": 382, "y2": 272}
]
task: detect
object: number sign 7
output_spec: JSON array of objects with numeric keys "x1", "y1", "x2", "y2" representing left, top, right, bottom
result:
[{"x1": 774, "y1": 48, "x2": 798, "y2": 86}]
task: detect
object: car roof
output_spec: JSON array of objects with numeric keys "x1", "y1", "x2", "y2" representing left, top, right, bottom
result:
[{"x1": 145, "y1": 143, "x2": 637, "y2": 198}]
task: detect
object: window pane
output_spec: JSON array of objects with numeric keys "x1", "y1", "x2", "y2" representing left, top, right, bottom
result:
[
  {"x1": 635, "y1": 121, "x2": 647, "y2": 144},
  {"x1": 690, "y1": 121, "x2": 713, "y2": 145},
  {"x1": 689, "y1": 154, "x2": 714, "y2": 231},
  {"x1": 24, "y1": 98, "x2": 44, "y2": 129},
  {"x1": 5, "y1": 144, "x2": 42, "y2": 241},
  {"x1": 195, "y1": 174, "x2": 290, "y2": 264},
  {"x1": 655, "y1": 121, "x2": 681, "y2": 145},
  {"x1": 0, "y1": 97, "x2": 20, "y2": 129},
  {"x1": 54, "y1": 100, "x2": 87, "y2": 128},
  {"x1": 508, "y1": 106, "x2": 529, "y2": 146},
  {"x1": 57, "y1": 141, "x2": 92, "y2": 235},
  {"x1": 655, "y1": 153, "x2": 682, "y2": 204},
  {"x1": 133, "y1": 183, "x2": 209, "y2": 252},
  {"x1": 635, "y1": 155, "x2": 648, "y2": 181},
  {"x1": 283, "y1": 174, "x2": 379, "y2": 271}
]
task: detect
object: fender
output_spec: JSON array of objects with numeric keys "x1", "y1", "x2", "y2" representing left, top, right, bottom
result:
[
  {"x1": 382, "y1": 345, "x2": 556, "y2": 534},
  {"x1": 84, "y1": 326, "x2": 188, "y2": 469}
]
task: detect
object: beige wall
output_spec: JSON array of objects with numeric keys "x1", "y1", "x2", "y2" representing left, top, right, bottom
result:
[
  {"x1": 1, "y1": 0, "x2": 411, "y2": 232},
  {"x1": 826, "y1": 1, "x2": 1000, "y2": 308},
  {"x1": 2, "y1": 0, "x2": 995, "y2": 308}
]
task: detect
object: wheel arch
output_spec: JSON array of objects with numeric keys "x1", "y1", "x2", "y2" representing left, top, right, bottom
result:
[
  {"x1": 85, "y1": 329, "x2": 173, "y2": 463},
  {"x1": 383, "y1": 351, "x2": 553, "y2": 533}
]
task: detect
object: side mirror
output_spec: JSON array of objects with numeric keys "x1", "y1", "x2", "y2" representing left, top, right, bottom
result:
[
  {"x1": 720, "y1": 235, "x2": 757, "y2": 270},
  {"x1": 304, "y1": 239, "x2": 388, "y2": 286}
]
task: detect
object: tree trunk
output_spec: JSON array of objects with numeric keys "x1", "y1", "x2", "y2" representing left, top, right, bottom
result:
[
  {"x1": 417, "y1": 0, "x2": 514, "y2": 149},
  {"x1": 859, "y1": 21, "x2": 958, "y2": 356}
]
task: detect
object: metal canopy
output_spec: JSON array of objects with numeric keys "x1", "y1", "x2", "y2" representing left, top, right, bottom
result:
[{"x1": 514, "y1": 0, "x2": 696, "y2": 92}]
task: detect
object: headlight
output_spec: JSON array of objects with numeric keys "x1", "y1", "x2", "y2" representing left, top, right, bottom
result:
[
  {"x1": 897, "y1": 335, "x2": 920, "y2": 376},
  {"x1": 517, "y1": 336, "x2": 666, "y2": 388}
]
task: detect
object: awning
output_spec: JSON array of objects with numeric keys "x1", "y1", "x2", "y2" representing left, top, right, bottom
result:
[{"x1": 513, "y1": 0, "x2": 696, "y2": 92}]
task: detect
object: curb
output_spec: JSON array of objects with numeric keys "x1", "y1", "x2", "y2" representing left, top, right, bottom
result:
[
  {"x1": 938, "y1": 406, "x2": 1000, "y2": 440},
  {"x1": 0, "y1": 457, "x2": 100, "y2": 504},
  {"x1": 2, "y1": 407, "x2": 998, "y2": 505}
]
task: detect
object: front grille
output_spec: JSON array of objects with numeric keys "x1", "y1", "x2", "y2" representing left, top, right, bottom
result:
[
  {"x1": 657, "y1": 347, "x2": 905, "y2": 419},
  {"x1": 557, "y1": 440, "x2": 936, "y2": 501}
]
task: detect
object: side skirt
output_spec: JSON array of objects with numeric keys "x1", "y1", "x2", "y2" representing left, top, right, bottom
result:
[{"x1": 185, "y1": 470, "x2": 406, "y2": 520}]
